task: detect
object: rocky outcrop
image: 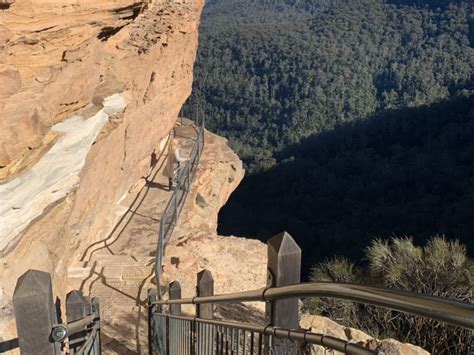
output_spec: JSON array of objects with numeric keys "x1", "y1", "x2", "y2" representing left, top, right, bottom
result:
[
  {"x1": 300, "y1": 315, "x2": 430, "y2": 355},
  {"x1": 0, "y1": 0, "x2": 204, "y2": 336},
  {"x1": 162, "y1": 131, "x2": 267, "y2": 316}
]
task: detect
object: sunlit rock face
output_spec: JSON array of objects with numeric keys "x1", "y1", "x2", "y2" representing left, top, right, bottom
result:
[
  {"x1": 0, "y1": 94, "x2": 126, "y2": 254},
  {"x1": 0, "y1": 0, "x2": 204, "y2": 334}
]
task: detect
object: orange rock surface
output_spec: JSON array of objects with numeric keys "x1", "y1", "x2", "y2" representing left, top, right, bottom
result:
[{"x1": 0, "y1": 0, "x2": 204, "y2": 338}]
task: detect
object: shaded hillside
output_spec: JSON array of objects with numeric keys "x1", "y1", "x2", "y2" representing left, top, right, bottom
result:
[
  {"x1": 219, "y1": 94, "x2": 474, "y2": 273},
  {"x1": 188, "y1": 0, "x2": 474, "y2": 173},
  {"x1": 186, "y1": 0, "x2": 474, "y2": 274}
]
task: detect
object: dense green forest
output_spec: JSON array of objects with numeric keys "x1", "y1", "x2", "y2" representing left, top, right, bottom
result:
[{"x1": 186, "y1": 0, "x2": 474, "y2": 274}]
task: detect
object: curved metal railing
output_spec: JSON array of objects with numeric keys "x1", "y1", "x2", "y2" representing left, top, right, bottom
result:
[
  {"x1": 150, "y1": 280, "x2": 473, "y2": 354},
  {"x1": 154, "y1": 106, "x2": 205, "y2": 299},
  {"x1": 154, "y1": 282, "x2": 474, "y2": 330}
]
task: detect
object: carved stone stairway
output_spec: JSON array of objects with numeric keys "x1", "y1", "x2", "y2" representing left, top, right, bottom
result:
[{"x1": 67, "y1": 123, "x2": 196, "y2": 354}]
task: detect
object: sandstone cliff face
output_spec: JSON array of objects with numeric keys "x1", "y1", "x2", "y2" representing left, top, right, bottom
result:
[
  {"x1": 0, "y1": 0, "x2": 204, "y2": 334},
  {"x1": 0, "y1": 3, "x2": 431, "y2": 354}
]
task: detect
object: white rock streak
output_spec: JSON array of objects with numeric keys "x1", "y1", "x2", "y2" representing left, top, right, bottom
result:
[{"x1": 0, "y1": 94, "x2": 126, "y2": 252}]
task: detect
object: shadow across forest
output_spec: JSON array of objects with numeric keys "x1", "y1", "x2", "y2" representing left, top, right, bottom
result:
[
  {"x1": 386, "y1": 0, "x2": 467, "y2": 7},
  {"x1": 218, "y1": 94, "x2": 474, "y2": 277}
]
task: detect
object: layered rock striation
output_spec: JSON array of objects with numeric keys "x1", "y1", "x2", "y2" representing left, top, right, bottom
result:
[{"x1": 0, "y1": 0, "x2": 204, "y2": 334}]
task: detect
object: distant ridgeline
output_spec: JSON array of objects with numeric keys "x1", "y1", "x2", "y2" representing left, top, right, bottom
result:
[{"x1": 186, "y1": 0, "x2": 474, "y2": 273}]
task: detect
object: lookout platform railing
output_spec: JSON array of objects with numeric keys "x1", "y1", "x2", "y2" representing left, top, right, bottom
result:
[
  {"x1": 1, "y1": 269, "x2": 100, "y2": 355},
  {"x1": 149, "y1": 232, "x2": 474, "y2": 355},
  {"x1": 155, "y1": 106, "x2": 205, "y2": 301}
]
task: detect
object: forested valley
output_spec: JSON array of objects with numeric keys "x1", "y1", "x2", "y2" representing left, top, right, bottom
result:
[
  {"x1": 184, "y1": 0, "x2": 474, "y2": 350},
  {"x1": 185, "y1": 0, "x2": 474, "y2": 276}
]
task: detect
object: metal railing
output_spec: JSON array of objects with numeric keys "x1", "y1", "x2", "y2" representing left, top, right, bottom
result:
[
  {"x1": 154, "y1": 283, "x2": 474, "y2": 330},
  {"x1": 1, "y1": 270, "x2": 101, "y2": 354},
  {"x1": 149, "y1": 313, "x2": 376, "y2": 355},
  {"x1": 155, "y1": 106, "x2": 205, "y2": 300},
  {"x1": 148, "y1": 232, "x2": 474, "y2": 355}
]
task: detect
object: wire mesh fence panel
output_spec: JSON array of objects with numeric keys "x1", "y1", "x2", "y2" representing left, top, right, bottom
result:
[
  {"x1": 169, "y1": 318, "x2": 193, "y2": 355},
  {"x1": 196, "y1": 322, "x2": 215, "y2": 355},
  {"x1": 151, "y1": 314, "x2": 167, "y2": 354}
]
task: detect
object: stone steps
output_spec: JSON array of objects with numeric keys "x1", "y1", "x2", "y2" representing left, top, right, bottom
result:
[
  {"x1": 74, "y1": 254, "x2": 155, "y2": 268},
  {"x1": 67, "y1": 254, "x2": 156, "y2": 293}
]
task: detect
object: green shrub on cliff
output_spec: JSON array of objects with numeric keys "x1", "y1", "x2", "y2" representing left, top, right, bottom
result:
[{"x1": 305, "y1": 236, "x2": 473, "y2": 354}]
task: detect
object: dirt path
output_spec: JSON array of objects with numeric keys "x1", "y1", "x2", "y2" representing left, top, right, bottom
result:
[{"x1": 67, "y1": 122, "x2": 197, "y2": 354}]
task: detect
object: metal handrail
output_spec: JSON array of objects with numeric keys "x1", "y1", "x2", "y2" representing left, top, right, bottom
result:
[
  {"x1": 156, "y1": 313, "x2": 376, "y2": 355},
  {"x1": 67, "y1": 315, "x2": 98, "y2": 336},
  {"x1": 153, "y1": 281, "x2": 474, "y2": 330},
  {"x1": 154, "y1": 106, "x2": 205, "y2": 299}
]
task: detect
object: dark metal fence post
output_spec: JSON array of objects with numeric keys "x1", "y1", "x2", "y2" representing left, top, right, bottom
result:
[
  {"x1": 197, "y1": 270, "x2": 214, "y2": 354},
  {"x1": 265, "y1": 232, "x2": 302, "y2": 354},
  {"x1": 186, "y1": 163, "x2": 191, "y2": 192},
  {"x1": 83, "y1": 296, "x2": 92, "y2": 317},
  {"x1": 13, "y1": 269, "x2": 60, "y2": 355},
  {"x1": 91, "y1": 298, "x2": 101, "y2": 355},
  {"x1": 173, "y1": 194, "x2": 178, "y2": 226},
  {"x1": 196, "y1": 270, "x2": 214, "y2": 319},
  {"x1": 66, "y1": 290, "x2": 87, "y2": 354},
  {"x1": 169, "y1": 281, "x2": 182, "y2": 316},
  {"x1": 148, "y1": 288, "x2": 164, "y2": 355}
]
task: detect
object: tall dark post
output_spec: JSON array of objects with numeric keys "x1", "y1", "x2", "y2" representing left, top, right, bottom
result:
[
  {"x1": 148, "y1": 288, "x2": 163, "y2": 355},
  {"x1": 166, "y1": 281, "x2": 182, "y2": 355},
  {"x1": 13, "y1": 269, "x2": 60, "y2": 355},
  {"x1": 266, "y1": 232, "x2": 301, "y2": 354},
  {"x1": 91, "y1": 298, "x2": 101, "y2": 355},
  {"x1": 169, "y1": 281, "x2": 182, "y2": 316},
  {"x1": 66, "y1": 291, "x2": 87, "y2": 354},
  {"x1": 196, "y1": 270, "x2": 214, "y2": 355},
  {"x1": 196, "y1": 270, "x2": 214, "y2": 319},
  {"x1": 66, "y1": 291, "x2": 86, "y2": 322}
]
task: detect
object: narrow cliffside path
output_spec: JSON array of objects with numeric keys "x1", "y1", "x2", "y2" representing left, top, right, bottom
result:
[
  {"x1": 67, "y1": 121, "x2": 197, "y2": 354},
  {"x1": 66, "y1": 122, "x2": 267, "y2": 354}
]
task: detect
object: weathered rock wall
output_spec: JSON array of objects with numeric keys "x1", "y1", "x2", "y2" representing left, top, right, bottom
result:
[{"x1": 0, "y1": 0, "x2": 204, "y2": 334}]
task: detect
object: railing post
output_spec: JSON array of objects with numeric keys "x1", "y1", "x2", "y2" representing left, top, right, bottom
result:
[
  {"x1": 169, "y1": 281, "x2": 182, "y2": 316},
  {"x1": 196, "y1": 270, "x2": 214, "y2": 319},
  {"x1": 186, "y1": 163, "x2": 191, "y2": 192},
  {"x1": 166, "y1": 284, "x2": 177, "y2": 355},
  {"x1": 13, "y1": 269, "x2": 60, "y2": 355},
  {"x1": 265, "y1": 232, "x2": 301, "y2": 354},
  {"x1": 66, "y1": 290, "x2": 87, "y2": 354},
  {"x1": 173, "y1": 194, "x2": 178, "y2": 226},
  {"x1": 156, "y1": 222, "x2": 164, "y2": 297},
  {"x1": 148, "y1": 288, "x2": 165, "y2": 355},
  {"x1": 91, "y1": 298, "x2": 101, "y2": 355},
  {"x1": 83, "y1": 296, "x2": 92, "y2": 317},
  {"x1": 197, "y1": 270, "x2": 214, "y2": 354}
]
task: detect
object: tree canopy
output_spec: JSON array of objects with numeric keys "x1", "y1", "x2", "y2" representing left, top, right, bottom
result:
[{"x1": 185, "y1": 0, "x2": 474, "y2": 273}]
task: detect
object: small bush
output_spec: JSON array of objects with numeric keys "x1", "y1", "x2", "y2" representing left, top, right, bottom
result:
[{"x1": 305, "y1": 236, "x2": 473, "y2": 354}]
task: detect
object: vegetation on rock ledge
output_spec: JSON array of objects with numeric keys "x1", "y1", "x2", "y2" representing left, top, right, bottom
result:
[{"x1": 305, "y1": 236, "x2": 473, "y2": 354}]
